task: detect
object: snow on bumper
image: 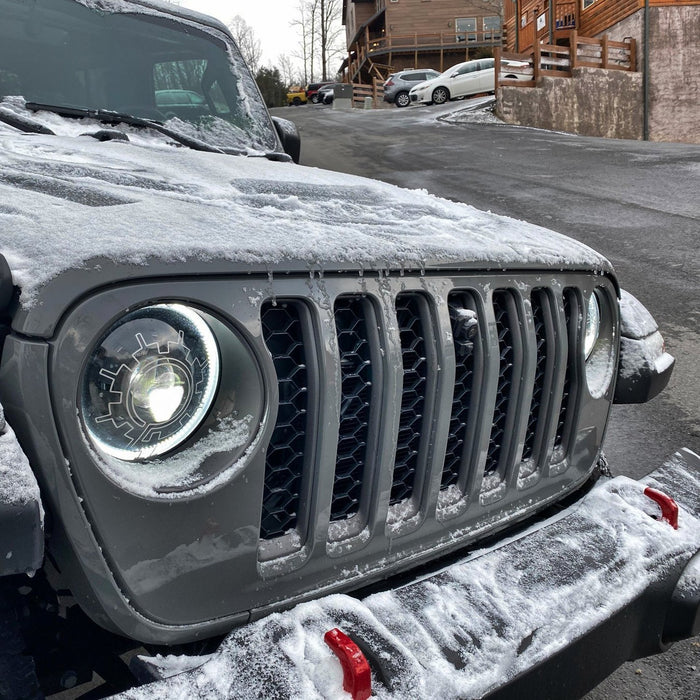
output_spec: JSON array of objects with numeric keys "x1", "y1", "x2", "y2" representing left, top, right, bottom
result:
[
  {"x1": 119, "y1": 450, "x2": 700, "y2": 700},
  {"x1": 0, "y1": 403, "x2": 44, "y2": 576}
]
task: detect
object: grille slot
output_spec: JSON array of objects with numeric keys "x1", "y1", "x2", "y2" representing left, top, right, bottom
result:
[
  {"x1": 485, "y1": 290, "x2": 519, "y2": 476},
  {"x1": 522, "y1": 289, "x2": 550, "y2": 464},
  {"x1": 260, "y1": 301, "x2": 310, "y2": 540},
  {"x1": 331, "y1": 296, "x2": 375, "y2": 522},
  {"x1": 391, "y1": 293, "x2": 429, "y2": 505},
  {"x1": 443, "y1": 292, "x2": 481, "y2": 489},
  {"x1": 554, "y1": 289, "x2": 578, "y2": 459}
]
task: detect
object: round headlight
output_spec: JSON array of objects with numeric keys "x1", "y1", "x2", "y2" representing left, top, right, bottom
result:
[
  {"x1": 584, "y1": 293, "x2": 601, "y2": 360},
  {"x1": 81, "y1": 304, "x2": 220, "y2": 461}
]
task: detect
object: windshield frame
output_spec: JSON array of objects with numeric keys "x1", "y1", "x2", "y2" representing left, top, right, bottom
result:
[{"x1": 0, "y1": 0, "x2": 282, "y2": 155}]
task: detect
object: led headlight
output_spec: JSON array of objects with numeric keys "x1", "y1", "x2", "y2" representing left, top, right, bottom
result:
[
  {"x1": 81, "y1": 304, "x2": 220, "y2": 461},
  {"x1": 584, "y1": 292, "x2": 601, "y2": 360}
]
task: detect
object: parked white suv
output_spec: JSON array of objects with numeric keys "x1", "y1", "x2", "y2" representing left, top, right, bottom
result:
[{"x1": 410, "y1": 57, "x2": 526, "y2": 105}]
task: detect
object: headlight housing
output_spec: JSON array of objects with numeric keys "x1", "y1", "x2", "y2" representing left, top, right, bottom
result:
[
  {"x1": 81, "y1": 304, "x2": 220, "y2": 461},
  {"x1": 584, "y1": 289, "x2": 616, "y2": 398}
]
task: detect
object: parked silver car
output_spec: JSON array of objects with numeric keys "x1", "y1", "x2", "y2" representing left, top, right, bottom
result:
[{"x1": 383, "y1": 68, "x2": 441, "y2": 107}]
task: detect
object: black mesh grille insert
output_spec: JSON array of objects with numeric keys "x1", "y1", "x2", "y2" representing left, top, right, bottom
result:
[
  {"x1": 443, "y1": 292, "x2": 480, "y2": 489},
  {"x1": 391, "y1": 293, "x2": 428, "y2": 504},
  {"x1": 485, "y1": 291, "x2": 516, "y2": 475},
  {"x1": 554, "y1": 289, "x2": 577, "y2": 453},
  {"x1": 332, "y1": 296, "x2": 374, "y2": 521},
  {"x1": 522, "y1": 289, "x2": 549, "y2": 462},
  {"x1": 260, "y1": 301, "x2": 309, "y2": 540}
]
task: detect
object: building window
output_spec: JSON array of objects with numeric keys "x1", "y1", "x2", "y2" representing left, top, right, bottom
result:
[
  {"x1": 582, "y1": 0, "x2": 598, "y2": 8},
  {"x1": 455, "y1": 17, "x2": 477, "y2": 43},
  {"x1": 483, "y1": 16, "x2": 501, "y2": 41}
]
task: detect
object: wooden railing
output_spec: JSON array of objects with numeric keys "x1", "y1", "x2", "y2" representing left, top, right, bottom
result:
[
  {"x1": 351, "y1": 80, "x2": 385, "y2": 109},
  {"x1": 367, "y1": 30, "x2": 502, "y2": 52},
  {"x1": 518, "y1": 21, "x2": 535, "y2": 51},
  {"x1": 495, "y1": 32, "x2": 636, "y2": 91}
]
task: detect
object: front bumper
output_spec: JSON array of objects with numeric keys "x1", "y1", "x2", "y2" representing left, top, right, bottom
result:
[{"x1": 123, "y1": 449, "x2": 700, "y2": 700}]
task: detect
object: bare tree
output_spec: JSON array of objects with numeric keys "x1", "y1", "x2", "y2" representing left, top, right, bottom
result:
[
  {"x1": 470, "y1": 1, "x2": 506, "y2": 30},
  {"x1": 227, "y1": 15, "x2": 263, "y2": 75},
  {"x1": 278, "y1": 54, "x2": 303, "y2": 89},
  {"x1": 292, "y1": 0, "x2": 344, "y2": 83},
  {"x1": 318, "y1": 0, "x2": 344, "y2": 80},
  {"x1": 291, "y1": 1, "x2": 319, "y2": 84}
]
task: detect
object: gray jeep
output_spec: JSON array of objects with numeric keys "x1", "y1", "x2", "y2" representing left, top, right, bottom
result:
[{"x1": 0, "y1": 1, "x2": 698, "y2": 698}]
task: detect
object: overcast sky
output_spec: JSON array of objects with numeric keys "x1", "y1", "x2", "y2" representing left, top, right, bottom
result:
[{"x1": 179, "y1": 1, "x2": 301, "y2": 65}]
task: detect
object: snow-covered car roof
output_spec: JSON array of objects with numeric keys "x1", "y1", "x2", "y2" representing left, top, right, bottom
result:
[{"x1": 79, "y1": 0, "x2": 230, "y2": 34}]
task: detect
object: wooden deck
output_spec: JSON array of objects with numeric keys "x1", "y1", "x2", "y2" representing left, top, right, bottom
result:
[{"x1": 346, "y1": 29, "x2": 502, "y2": 83}]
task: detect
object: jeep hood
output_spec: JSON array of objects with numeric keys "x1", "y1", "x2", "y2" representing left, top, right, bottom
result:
[{"x1": 0, "y1": 130, "x2": 612, "y2": 316}]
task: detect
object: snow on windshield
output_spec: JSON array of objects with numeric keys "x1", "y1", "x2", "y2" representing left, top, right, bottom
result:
[{"x1": 0, "y1": 0, "x2": 276, "y2": 153}]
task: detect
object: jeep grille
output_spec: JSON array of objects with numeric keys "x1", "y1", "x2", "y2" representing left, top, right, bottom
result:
[{"x1": 258, "y1": 273, "x2": 602, "y2": 556}]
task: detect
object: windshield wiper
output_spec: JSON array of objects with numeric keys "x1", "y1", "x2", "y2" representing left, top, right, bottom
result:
[
  {"x1": 0, "y1": 106, "x2": 55, "y2": 135},
  {"x1": 24, "y1": 102, "x2": 238, "y2": 155}
]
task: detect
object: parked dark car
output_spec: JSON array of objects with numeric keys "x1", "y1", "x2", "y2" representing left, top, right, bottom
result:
[
  {"x1": 0, "y1": 1, "x2": 697, "y2": 698},
  {"x1": 383, "y1": 68, "x2": 441, "y2": 107},
  {"x1": 317, "y1": 83, "x2": 343, "y2": 105},
  {"x1": 306, "y1": 81, "x2": 334, "y2": 104}
]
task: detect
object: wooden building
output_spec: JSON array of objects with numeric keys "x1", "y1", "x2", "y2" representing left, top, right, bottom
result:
[
  {"x1": 342, "y1": 0, "x2": 506, "y2": 83},
  {"x1": 500, "y1": 1, "x2": 700, "y2": 143},
  {"x1": 505, "y1": 1, "x2": 700, "y2": 54}
]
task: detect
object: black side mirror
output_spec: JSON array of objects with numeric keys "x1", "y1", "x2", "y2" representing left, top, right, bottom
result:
[{"x1": 271, "y1": 116, "x2": 301, "y2": 164}]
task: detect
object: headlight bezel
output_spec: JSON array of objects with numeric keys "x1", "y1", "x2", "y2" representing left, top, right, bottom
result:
[
  {"x1": 80, "y1": 303, "x2": 222, "y2": 462},
  {"x1": 51, "y1": 286, "x2": 269, "y2": 500}
]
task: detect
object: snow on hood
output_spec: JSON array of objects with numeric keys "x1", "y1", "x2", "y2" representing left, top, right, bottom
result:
[{"x1": 0, "y1": 127, "x2": 612, "y2": 309}]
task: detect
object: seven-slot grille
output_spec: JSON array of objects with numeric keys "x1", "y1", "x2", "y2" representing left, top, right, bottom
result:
[{"x1": 260, "y1": 281, "x2": 582, "y2": 544}]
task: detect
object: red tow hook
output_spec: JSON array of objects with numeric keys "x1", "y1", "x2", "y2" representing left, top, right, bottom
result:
[
  {"x1": 644, "y1": 486, "x2": 679, "y2": 530},
  {"x1": 324, "y1": 628, "x2": 372, "y2": 700}
]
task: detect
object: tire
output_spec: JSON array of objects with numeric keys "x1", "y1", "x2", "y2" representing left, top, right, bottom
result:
[
  {"x1": 310, "y1": 93, "x2": 321, "y2": 104},
  {"x1": 395, "y1": 91, "x2": 410, "y2": 108},
  {"x1": 292, "y1": 97, "x2": 302, "y2": 106},
  {"x1": 431, "y1": 86, "x2": 450, "y2": 105}
]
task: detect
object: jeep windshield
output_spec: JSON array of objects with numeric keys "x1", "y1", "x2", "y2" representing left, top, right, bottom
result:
[{"x1": 0, "y1": 0, "x2": 278, "y2": 154}]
